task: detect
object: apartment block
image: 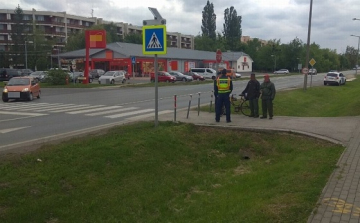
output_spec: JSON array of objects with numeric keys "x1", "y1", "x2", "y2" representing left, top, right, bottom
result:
[
  {"x1": 0, "y1": 8, "x2": 195, "y2": 51},
  {"x1": 241, "y1": 35, "x2": 268, "y2": 47}
]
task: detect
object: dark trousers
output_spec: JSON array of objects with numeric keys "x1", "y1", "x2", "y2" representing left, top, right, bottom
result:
[
  {"x1": 216, "y1": 93, "x2": 231, "y2": 122},
  {"x1": 249, "y1": 98, "x2": 259, "y2": 116},
  {"x1": 261, "y1": 99, "x2": 273, "y2": 118}
]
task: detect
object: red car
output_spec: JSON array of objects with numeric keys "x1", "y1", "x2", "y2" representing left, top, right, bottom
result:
[
  {"x1": 150, "y1": 71, "x2": 176, "y2": 83},
  {"x1": 187, "y1": 72, "x2": 205, "y2": 81}
]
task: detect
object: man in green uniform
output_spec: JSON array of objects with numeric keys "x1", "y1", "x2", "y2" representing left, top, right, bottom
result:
[
  {"x1": 242, "y1": 73, "x2": 260, "y2": 118},
  {"x1": 260, "y1": 74, "x2": 276, "y2": 119}
]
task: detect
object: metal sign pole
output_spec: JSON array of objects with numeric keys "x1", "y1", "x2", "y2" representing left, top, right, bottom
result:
[
  {"x1": 310, "y1": 66, "x2": 313, "y2": 87},
  {"x1": 155, "y1": 54, "x2": 158, "y2": 127}
]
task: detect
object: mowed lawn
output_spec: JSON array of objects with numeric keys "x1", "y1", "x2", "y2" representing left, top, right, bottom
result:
[{"x1": 0, "y1": 122, "x2": 343, "y2": 223}]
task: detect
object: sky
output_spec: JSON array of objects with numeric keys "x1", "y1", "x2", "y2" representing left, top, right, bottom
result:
[{"x1": 1, "y1": 0, "x2": 360, "y2": 54}]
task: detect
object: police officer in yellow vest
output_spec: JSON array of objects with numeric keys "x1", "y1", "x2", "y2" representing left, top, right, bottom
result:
[{"x1": 214, "y1": 68, "x2": 233, "y2": 123}]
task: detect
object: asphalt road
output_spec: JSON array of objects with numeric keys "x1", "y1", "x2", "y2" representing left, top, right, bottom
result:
[{"x1": 0, "y1": 71, "x2": 355, "y2": 153}]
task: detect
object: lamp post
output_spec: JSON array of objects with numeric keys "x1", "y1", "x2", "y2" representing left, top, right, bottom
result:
[
  {"x1": 350, "y1": 34, "x2": 360, "y2": 75},
  {"x1": 24, "y1": 41, "x2": 33, "y2": 69},
  {"x1": 52, "y1": 48, "x2": 61, "y2": 69},
  {"x1": 271, "y1": 54, "x2": 276, "y2": 72}
]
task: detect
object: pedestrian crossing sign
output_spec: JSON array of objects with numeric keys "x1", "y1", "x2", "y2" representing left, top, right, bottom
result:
[{"x1": 142, "y1": 25, "x2": 167, "y2": 55}]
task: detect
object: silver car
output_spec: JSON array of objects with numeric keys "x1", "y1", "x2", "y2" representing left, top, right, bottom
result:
[
  {"x1": 98, "y1": 71, "x2": 126, "y2": 84},
  {"x1": 274, "y1": 69, "x2": 289, "y2": 74}
]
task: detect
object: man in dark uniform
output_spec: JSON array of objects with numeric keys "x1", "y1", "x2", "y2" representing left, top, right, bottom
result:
[
  {"x1": 242, "y1": 73, "x2": 260, "y2": 118},
  {"x1": 214, "y1": 68, "x2": 233, "y2": 123},
  {"x1": 260, "y1": 74, "x2": 276, "y2": 119}
]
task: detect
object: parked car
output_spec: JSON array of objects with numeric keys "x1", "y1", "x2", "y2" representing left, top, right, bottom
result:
[
  {"x1": 169, "y1": 71, "x2": 193, "y2": 82},
  {"x1": 118, "y1": 70, "x2": 131, "y2": 79},
  {"x1": 324, "y1": 72, "x2": 346, "y2": 86},
  {"x1": 189, "y1": 68, "x2": 217, "y2": 79},
  {"x1": 2, "y1": 76, "x2": 41, "y2": 102},
  {"x1": 98, "y1": 71, "x2": 126, "y2": 84},
  {"x1": 189, "y1": 72, "x2": 205, "y2": 81},
  {"x1": 308, "y1": 68, "x2": 317, "y2": 75},
  {"x1": 77, "y1": 72, "x2": 94, "y2": 83},
  {"x1": 21, "y1": 69, "x2": 34, "y2": 76},
  {"x1": 90, "y1": 69, "x2": 105, "y2": 79},
  {"x1": 235, "y1": 72, "x2": 242, "y2": 78},
  {"x1": 274, "y1": 69, "x2": 289, "y2": 74},
  {"x1": 150, "y1": 71, "x2": 176, "y2": 83},
  {"x1": 0, "y1": 68, "x2": 22, "y2": 81},
  {"x1": 29, "y1": 71, "x2": 48, "y2": 81}
]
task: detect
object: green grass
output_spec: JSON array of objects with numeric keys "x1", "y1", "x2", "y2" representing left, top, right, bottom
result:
[
  {"x1": 0, "y1": 122, "x2": 343, "y2": 223},
  {"x1": 203, "y1": 78, "x2": 360, "y2": 117}
]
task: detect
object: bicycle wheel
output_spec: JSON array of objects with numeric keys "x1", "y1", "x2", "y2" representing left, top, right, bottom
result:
[
  {"x1": 240, "y1": 100, "x2": 251, "y2": 116},
  {"x1": 230, "y1": 96, "x2": 242, "y2": 113}
]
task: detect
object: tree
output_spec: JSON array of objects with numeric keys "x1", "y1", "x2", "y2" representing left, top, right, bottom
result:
[
  {"x1": 201, "y1": 1, "x2": 216, "y2": 40},
  {"x1": 223, "y1": 6, "x2": 242, "y2": 51},
  {"x1": 123, "y1": 33, "x2": 142, "y2": 44},
  {"x1": 10, "y1": 4, "x2": 29, "y2": 68}
]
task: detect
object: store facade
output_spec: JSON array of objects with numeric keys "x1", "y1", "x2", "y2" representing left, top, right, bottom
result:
[{"x1": 56, "y1": 42, "x2": 252, "y2": 77}]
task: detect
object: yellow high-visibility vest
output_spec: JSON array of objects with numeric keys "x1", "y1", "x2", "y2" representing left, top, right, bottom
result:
[{"x1": 217, "y1": 77, "x2": 231, "y2": 93}]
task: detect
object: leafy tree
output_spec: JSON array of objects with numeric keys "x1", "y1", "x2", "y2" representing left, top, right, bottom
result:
[
  {"x1": 194, "y1": 33, "x2": 226, "y2": 52},
  {"x1": 123, "y1": 33, "x2": 142, "y2": 44},
  {"x1": 345, "y1": 45, "x2": 358, "y2": 68},
  {"x1": 201, "y1": 1, "x2": 216, "y2": 40},
  {"x1": 223, "y1": 6, "x2": 242, "y2": 51}
]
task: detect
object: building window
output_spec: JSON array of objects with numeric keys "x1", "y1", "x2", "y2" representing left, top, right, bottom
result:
[
  {"x1": 0, "y1": 35, "x2": 5, "y2": 40},
  {"x1": 23, "y1": 15, "x2": 30, "y2": 21},
  {"x1": 36, "y1": 15, "x2": 44, "y2": 21},
  {"x1": 55, "y1": 17, "x2": 62, "y2": 23},
  {"x1": 0, "y1": 45, "x2": 5, "y2": 51},
  {"x1": 0, "y1": 24, "x2": 4, "y2": 30},
  {"x1": 66, "y1": 19, "x2": 70, "y2": 24}
]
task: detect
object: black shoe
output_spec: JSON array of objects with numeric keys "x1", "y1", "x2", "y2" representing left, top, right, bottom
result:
[
  {"x1": 260, "y1": 116, "x2": 267, "y2": 119},
  {"x1": 269, "y1": 116, "x2": 273, "y2": 120},
  {"x1": 253, "y1": 115, "x2": 259, "y2": 118},
  {"x1": 249, "y1": 115, "x2": 254, "y2": 117},
  {"x1": 226, "y1": 120, "x2": 231, "y2": 123},
  {"x1": 216, "y1": 120, "x2": 220, "y2": 122}
]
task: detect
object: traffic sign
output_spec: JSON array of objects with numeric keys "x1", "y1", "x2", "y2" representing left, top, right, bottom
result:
[
  {"x1": 131, "y1": 56, "x2": 136, "y2": 64},
  {"x1": 142, "y1": 25, "x2": 167, "y2": 55},
  {"x1": 302, "y1": 67, "x2": 308, "y2": 74},
  {"x1": 309, "y1": 58, "x2": 316, "y2": 67},
  {"x1": 216, "y1": 49, "x2": 222, "y2": 63}
]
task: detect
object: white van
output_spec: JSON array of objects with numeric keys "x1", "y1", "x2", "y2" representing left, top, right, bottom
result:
[{"x1": 190, "y1": 68, "x2": 217, "y2": 79}]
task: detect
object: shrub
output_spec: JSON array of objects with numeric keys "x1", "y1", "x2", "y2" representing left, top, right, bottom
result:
[{"x1": 46, "y1": 70, "x2": 70, "y2": 85}]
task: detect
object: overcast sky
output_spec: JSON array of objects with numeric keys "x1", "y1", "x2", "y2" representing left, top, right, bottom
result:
[{"x1": 2, "y1": 0, "x2": 360, "y2": 53}]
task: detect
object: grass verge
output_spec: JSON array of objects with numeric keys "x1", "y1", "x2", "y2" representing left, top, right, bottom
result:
[
  {"x1": 0, "y1": 121, "x2": 343, "y2": 223},
  {"x1": 202, "y1": 77, "x2": 360, "y2": 117}
]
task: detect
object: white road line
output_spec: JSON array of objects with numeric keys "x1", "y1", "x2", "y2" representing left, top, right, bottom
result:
[
  {"x1": 0, "y1": 126, "x2": 31, "y2": 134},
  {"x1": 0, "y1": 103, "x2": 64, "y2": 110},
  {"x1": 0, "y1": 111, "x2": 47, "y2": 116},
  {"x1": 86, "y1": 107, "x2": 136, "y2": 116},
  {"x1": 125, "y1": 110, "x2": 172, "y2": 121},
  {"x1": 67, "y1": 106, "x2": 123, "y2": 114},
  {"x1": 105, "y1": 109, "x2": 154, "y2": 119},
  {"x1": 50, "y1": 105, "x2": 105, "y2": 113},
  {"x1": 34, "y1": 104, "x2": 89, "y2": 112}
]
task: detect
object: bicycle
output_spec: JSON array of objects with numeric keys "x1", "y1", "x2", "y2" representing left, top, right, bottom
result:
[{"x1": 229, "y1": 94, "x2": 251, "y2": 116}]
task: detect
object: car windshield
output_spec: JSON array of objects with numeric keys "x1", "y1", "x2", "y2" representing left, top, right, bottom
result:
[
  {"x1": 30, "y1": 71, "x2": 42, "y2": 76},
  {"x1": 104, "y1": 72, "x2": 115, "y2": 76},
  {"x1": 327, "y1": 73, "x2": 338, "y2": 77},
  {"x1": 163, "y1": 72, "x2": 171, "y2": 76},
  {"x1": 7, "y1": 78, "x2": 30, "y2": 86}
]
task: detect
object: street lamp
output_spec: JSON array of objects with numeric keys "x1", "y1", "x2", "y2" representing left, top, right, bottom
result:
[
  {"x1": 24, "y1": 40, "x2": 33, "y2": 69},
  {"x1": 52, "y1": 48, "x2": 61, "y2": 69},
  {"x1": 271, "y1": 54, "x2": 276, "y2": 72},
  {"x1": 350, "y1": 34, "x2": 360, "y2": 75}
]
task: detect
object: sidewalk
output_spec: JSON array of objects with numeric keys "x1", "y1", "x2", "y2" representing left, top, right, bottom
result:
[{"x1": 156, "y1": 109, "x2": 360, "y2": 223}]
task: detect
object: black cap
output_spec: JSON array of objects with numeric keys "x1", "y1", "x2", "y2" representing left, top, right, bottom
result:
[
  {"x1": 251, "y1": 73, "x2": 255, "y2": 76},
  {"x1": 222, "y1": 69, "x2": 227, "y2": 75}
]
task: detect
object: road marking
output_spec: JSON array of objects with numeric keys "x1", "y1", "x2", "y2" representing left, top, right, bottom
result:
[
  {"x1": 0, "y1": 126, "x2": 31, "y2": 134},
  {"x1": 67, "y1": 106, "x2": 123, "y2": 114},
  {"x1": 105, "y1": 109, "x2": 154, "y2": 118},
  {"x1": 86, "y1": 107, "x2": 137, "y2": 116},
  {"x1": 0, "y1": 111, "x2": 47, "y2": 116},
  {"x1": 126, "y1": 110, "x2": 172, "y2": 121},
  {"x1": 50, "y1": 105, "x2": 105, "y2": 113},
  {"x1": 0, "y1": 103, "x2": 62, "y2": 110}
]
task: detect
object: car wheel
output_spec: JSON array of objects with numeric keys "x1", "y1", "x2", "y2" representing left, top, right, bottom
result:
[
  {"x1": 98, "y1": 81, "x2": 101, "y2": 84},
  {"x1": 28, "y1": 93, "x2": 33, "y2": 101},
  {"x1": 110, "y1": 80, "x2": 115, "y2": 84},
  {"x1": 182, "y1": 78, "x2": 186, "y2": 82},
  {"x1": 2, "y1": 98, "x2": 8, "y2": 102},
  {"x1": 324, "y1": 82, "x2": 327, "y2": 86},
  {"x1": 89, "y1": 78, "x2": 93, "y2": 83},
  {"x1": 344, "y1": 80, "x2": 346, "y2": 85},
  {"x1": 166, "y1": 80, "x2": 170, "y2": 83},
  {"x1": 122, "y1": 79, "x2": 126, "y2": 84},
  {"x1": 37, "y1": 91, "x2": 41, "y2": 99}
]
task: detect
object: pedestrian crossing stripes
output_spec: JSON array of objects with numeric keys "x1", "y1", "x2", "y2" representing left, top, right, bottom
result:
[{"x1": 0, "y1": 102, "x2": 171, "y2": 120}]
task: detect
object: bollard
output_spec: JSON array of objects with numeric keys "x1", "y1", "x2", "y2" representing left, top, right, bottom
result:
[
  {"x1": 174, "y1": 94, "x2": 177, "y2": 122},
  {"x1": 186, "y1": 94, "x2": 192, "y2": 119},
  {"x1": 210, "y1": 91, "x2": 213, "y2": 112},
  {"x1": 198, "y1": 92, "x2": 201, "y2": 116}
]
